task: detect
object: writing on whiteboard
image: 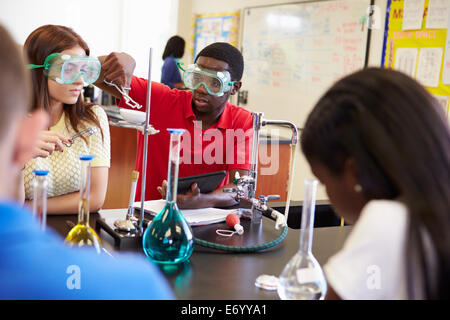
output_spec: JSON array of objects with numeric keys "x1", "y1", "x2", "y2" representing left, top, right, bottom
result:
[{"x1": 241, "y1": 0, "x2": 370, "y2": 127}]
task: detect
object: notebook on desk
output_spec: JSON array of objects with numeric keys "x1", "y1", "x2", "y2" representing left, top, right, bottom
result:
[{"x1": 132, "y1": 200, "x2": 237, "y2": 226}]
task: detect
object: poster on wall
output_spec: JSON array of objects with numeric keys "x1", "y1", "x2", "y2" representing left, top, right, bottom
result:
[
  {"x1": 382, "y1": 0, "x2": 450, "y2": 119},
  {"x1": 192, "y1": 11, "x2": 239, "y2": 61}
]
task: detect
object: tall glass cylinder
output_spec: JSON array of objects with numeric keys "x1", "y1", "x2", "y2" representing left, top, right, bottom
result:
[
  {"x1": 65, "y1": 155, "x2": 102, "y2": 254},
  {"x1": 277, "y1": 179, "x2": 327, "y2": 300},
  {"x1": 143, "y1": 129, "x2": 194, "y2": 265},
  {"x1": 32, "y1": 170, "x2": 49, "y2": 231}
]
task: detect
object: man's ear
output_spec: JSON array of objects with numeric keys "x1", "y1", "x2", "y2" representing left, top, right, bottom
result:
[
  {"x1": 12, "y1": 110, "x2": 49, "y2": 167},
  {"x1": 230, "y1": 81, "x2": 242, "y2": 95}
]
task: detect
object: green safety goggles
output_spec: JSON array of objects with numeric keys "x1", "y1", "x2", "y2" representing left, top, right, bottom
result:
[
  {"x1": 177, "y1": 62, "x2": 237, "y2": 97},
  {"x1": 26, "y1": 53, "x2": 101, "y2": 85}
]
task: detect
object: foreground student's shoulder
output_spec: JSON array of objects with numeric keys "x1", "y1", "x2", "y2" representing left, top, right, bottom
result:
[{"x1": 323, "y1": 200, "x2": 410, "y2": 300}]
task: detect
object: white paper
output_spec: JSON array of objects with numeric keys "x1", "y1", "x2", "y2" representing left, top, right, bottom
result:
[
  {"x1": 402, "y1": 0, "x2": 425, "y2": 30},
  {"x1": 442, "y1": 11, "x2": 450, "y2": 84},
  {"x1": 133, "y1": 200, "x2": 237, "y2": 226},
  {"x1": 425, "y1": 0, "x2": 450, "y2": 29},
  {"x1": 223, "y1": 18, "x2": 232, "y2": 32},
  {"x1": 394, "y1": 48, "x2": 418, "y2": 77},
  {"x1": 416, "y1": 47, "x2": 444, "y2": 87}
]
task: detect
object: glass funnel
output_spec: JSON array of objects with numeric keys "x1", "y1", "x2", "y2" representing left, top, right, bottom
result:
[
  {"x1": 143, "y1": 129, "x2": 194, "y2": 265},
  {"x1": 277, "y1": 179, "x2": 327, "y2": 300},
  {"x1": 65, "y1": 155, "x2": 102, "y2": 254}
]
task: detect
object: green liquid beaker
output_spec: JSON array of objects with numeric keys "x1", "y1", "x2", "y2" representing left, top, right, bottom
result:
[{"x1": 143, "y1": 129, "x2": 194, "y2": 264}]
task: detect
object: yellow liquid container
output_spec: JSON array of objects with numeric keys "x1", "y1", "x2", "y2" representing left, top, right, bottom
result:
[
  {"x1": 65, "y1": 224, "x2": 102, "y2": 251},
  {"x1": 65, "y1": 156, "x2": 102, "y2": 254}
]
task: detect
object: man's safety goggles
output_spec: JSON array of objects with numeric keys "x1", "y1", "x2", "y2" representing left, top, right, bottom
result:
[
  {"x1": 27, "y1": 53, "x2": 101, "y2": 85},
  {"x1": 177, "y1": 62, "x2": 236, "y2": 97}
]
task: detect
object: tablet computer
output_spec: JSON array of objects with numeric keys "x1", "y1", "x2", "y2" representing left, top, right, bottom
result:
[{"x1": 177, "y1": 171, "x2": 227, "y2": 194}]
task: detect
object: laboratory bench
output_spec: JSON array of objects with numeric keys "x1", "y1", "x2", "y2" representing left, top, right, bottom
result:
[{"x1": 47, "y1": 211, "x2": 352, "y2": 300}]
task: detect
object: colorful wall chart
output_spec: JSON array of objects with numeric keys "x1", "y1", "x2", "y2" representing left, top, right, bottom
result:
[
  {"x1": 192, "y1": 11, "x2": 240, "y2": 62},
  {"x1": 382, "y1": 0, "x2": 450, "y2": 119}
]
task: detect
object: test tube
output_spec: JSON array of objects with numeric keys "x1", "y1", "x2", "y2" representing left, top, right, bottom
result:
[{"x1": 32, "y1": 170, "x2": 49, "y2": 231}]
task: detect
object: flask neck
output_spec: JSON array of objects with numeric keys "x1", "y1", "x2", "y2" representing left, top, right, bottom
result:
[
  {"x1": 78, "y1": 160, "x2": 92, "y2": 225},
  {"x1": 298, "y1": 180, "x2": 318, "y2": 254},
  {"x1": 299, "y1": 207, "x2": 314, "y2": 253},
  {"x1": 166, "y1": 133, "x2": 182, "y2": 204}
]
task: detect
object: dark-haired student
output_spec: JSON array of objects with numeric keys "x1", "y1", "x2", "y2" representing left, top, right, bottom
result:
[
  {"x1": 301, "y1": 67, "x2": 450, "y2": 299},
  {"x1": 96, "y1": 43, "x2": 252, "y2": 209},
  {"x1": 161, "y1": 35, "x2": 185, "y2": 89}
]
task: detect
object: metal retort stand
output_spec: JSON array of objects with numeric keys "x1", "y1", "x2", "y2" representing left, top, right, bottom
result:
[
  {"x1": 95, "y1": 48, "x2": 159, "y2": 249},
  {"x1": 225, "y1": 112, "x2": 299, "y2": 227}
]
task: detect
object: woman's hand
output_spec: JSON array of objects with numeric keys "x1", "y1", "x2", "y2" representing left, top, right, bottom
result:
[{"x1": 33, "y1": 131, "x2": 70, "y2": 158}]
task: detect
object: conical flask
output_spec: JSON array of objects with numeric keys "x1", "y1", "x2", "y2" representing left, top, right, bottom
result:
[
  {"x1": 277, "y1": 179, "x2": 327, "y2": 300},
  {"x1": 143, "y1": 129, "x2": 194, "y2": 265},
  {"x1": 65, "y1": 155, "x2": 102, "y2": 254}
]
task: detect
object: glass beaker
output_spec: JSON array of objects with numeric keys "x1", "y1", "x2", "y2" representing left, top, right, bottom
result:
[
  {"x1": 32, "y1": 170, "x2": 49, "y2": 231},
  {"x1": 65, "y1": 155, "x2": 102, "y2": 254},
  {"x1": 277, "y1": 179, "x2": 327, "y2": 300},
  {"x1": 143, "y1": 129, "x2": 194, "y2": 265}
]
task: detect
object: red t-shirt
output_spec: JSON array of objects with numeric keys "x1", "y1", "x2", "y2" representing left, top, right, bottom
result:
[{"x1": 119, "y1": 77, "x2": 253, "y2": 201}]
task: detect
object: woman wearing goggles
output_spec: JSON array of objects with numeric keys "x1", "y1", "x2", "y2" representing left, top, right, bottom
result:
[
  {"x1": 23, "y1": 24, "x2": 110, "y2": 215},
  {"x1": 27, "y1": 52, "x2": 101, "y2": 85}
]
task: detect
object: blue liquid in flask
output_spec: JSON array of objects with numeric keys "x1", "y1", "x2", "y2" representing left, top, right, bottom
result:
[
  {"x1": 143, "y1": 201, "x2": 193, "y2": 264},
  {"x1": 142, "y1": 128, "x2": 194, "y2": 265}
]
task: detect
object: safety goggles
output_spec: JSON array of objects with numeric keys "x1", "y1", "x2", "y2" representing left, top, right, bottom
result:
[
  {"x1": 26, "y1": 53, "x2": 101, "y2": 85},
  {"x1": 177, "y1": 62, "x2": 237, "y2": 97}
]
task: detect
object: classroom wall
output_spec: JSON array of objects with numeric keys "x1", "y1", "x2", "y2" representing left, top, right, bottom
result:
[
  {"x1": 0, "y1": 0, "x2": 179, "y2": 83},
  {"x1": 177, "y1": 0, "x2": 389, "y2": 202}
]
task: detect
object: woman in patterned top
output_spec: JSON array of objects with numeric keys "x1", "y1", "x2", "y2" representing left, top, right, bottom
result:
[{"x1": 23, "y1": 25, "x2": 110, "y2": 214}]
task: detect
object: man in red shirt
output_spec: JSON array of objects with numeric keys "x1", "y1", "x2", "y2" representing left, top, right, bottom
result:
[{"x1": 96, "y1": 43, "x2": 253, "y2": 209}]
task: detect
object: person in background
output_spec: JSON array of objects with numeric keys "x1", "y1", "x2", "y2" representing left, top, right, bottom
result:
[
  {"x1": 301, "y1": 67, "x2": 450, "y2": 299},
  {"x1": 96, "y1": 42, "x2": 252, "y2": 209},
  {"x1": 0, "y1": 24, "x2": 174, "y2": 300},
  {"x1": 161, "y1": 35, "x2": 185, "y2": 89},
  {"x1": 23, "y1": 25, "x2": 110, "y2": 214}
]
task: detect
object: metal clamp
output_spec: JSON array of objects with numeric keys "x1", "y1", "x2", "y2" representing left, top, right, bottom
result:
[
  {"x1": 62, "y1": 126, "x2": 99, "y2": 147},
  {"x1": 103, "y1": 79, "x2": 142, "y2": 110},
  {"x1": 257, "y1": 195, "x2": 281, "y2": 210}
]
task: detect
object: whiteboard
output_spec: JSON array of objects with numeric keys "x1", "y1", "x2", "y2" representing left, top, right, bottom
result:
[{"x1": 241, "y1": 0, "x2": 372, "y2": 128}]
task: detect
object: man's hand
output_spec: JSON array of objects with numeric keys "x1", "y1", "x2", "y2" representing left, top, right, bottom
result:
[
  {"x1": 95, "y1": 52, "x2": 136, "y2": 98},
  {"x1": 177, "y1": 183, "x2": 202, "y2": 209},
  {"x1": 157, "y1": 180, "x2": 202, "y2": 209},
  {"x1": 102, "y1": 52, "x2": 136, "y2": 88}
]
